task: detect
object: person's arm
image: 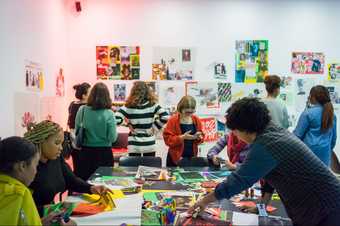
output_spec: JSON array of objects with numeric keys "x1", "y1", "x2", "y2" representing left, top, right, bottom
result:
[
  {"x1": 108, "y1": 111, "x2": 118, "y2": 144},
  {"x1": 282, "y1": 106, "x2": 290, "y2": 129},
  {"x1": 207, "y1": 135, "x2": 228, "y2": 159},
  {"x1": 61, "y1": 158, "x2": 91, "y2": 193},
  {"x1": 214, "y1": 143, "x2": 277, "y2": 200},
  {"x1": 331, "y1": 116, "x2": 337, "y2": 150},
  {"x1": 154, "y1": 105, "x2": 169, "y2": 130},
  {"x1": 293, "y1": 110, "x2": 310, "y2": 140},
  {"x1": 190, "y1": 143, "x2": 277, "y2": 213},
  {"x1": 115, "y1": 107, "x2": 128, "y2": 126}
]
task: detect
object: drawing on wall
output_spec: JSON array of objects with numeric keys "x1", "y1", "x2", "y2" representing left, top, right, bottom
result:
[
  {"x1": 15, "y1": 93, "x2": 40, "y2": 136},
  {"x1": 235, "y1": 40, "x2": 268, "y2": 83},
  {"x1": 152, "y1": 47, "x2": 195, "y2": 80},
  {"x1": 325, "y1": 84, "x2": 340, "y2": 105},
  {"x1": 159, "y1": 82, "x2": 185, "y2": 114},
  {"x1": 113, "y1": 83, "x2": 127, "y2": 102},
  {"x1": 218, "y1": 83, "x2": 232, "y2": 103},
  {"x1": 231, "y1": 83, "x2": 265, "y2": 102},
  {"x1": 328, "y1": 63, "x2": 340, "y2": 82},
  {"x1": 214, "y1": 63, "x2": 227, "y2": 79},
  {"x1": 291, "y1": 52, "x2": 325, "y2": 74},
  {"x1": 25, "y1": 60, "x2": 44, "y2": 92},
  {"x1": 280, "y1": 76, "x2": 293, "y2": 88},
  {"x1": 294, "y1": 77, "x2": 319, "y2": 113},
  {"x1": 145, "y1": 81, "x2": 159, "y2": 97},
  {"x1": 56, "y1": 68, "x2": 65, "y2": 97},
  {"x1": 96, "y1": 46, "x2": 140, "y2": 80},
  {"x1": 186, "y1": 82, "x2": 219, "y2": 114},
  {"x1": 278, "y1": 90, "x2": 294, "y2": 107}
]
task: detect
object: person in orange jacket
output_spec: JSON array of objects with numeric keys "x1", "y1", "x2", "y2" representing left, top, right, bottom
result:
[{"x1": 163, "y1": 95, "x2": 204, "y2": 166}]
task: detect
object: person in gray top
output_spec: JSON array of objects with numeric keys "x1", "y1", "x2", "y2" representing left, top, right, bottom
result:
[{"x1": 262, "y1": 75, "x2": 289, "y2": 129}]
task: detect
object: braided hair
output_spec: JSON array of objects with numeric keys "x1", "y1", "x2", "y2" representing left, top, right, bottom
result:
[{"x1": 24, "y1": 120, "x2": 62, "y2": 145}]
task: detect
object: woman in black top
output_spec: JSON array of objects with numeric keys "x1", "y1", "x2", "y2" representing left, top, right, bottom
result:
[
  {"x1": 24, "y1": 120, "x2": 107, "y2": 216},
  {"x1": 67, "y1": 82, "x2": 91, "y2": 176}
]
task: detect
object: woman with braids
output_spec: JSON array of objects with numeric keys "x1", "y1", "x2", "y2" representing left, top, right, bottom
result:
[
  {"x1": 75, "y1": 82, "x2": 117, "y2": 180},
  {"x1": 24, "y1": 120, "x2": 108, "y2": 217},
  {"x1": 294, "y1": 85, "x2": 337, "y2": 166},
  {"x1": 115, "y1": 81, "x2": 168, "y2": 156}
]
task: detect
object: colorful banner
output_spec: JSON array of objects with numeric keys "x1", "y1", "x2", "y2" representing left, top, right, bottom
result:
[
  {"x1": 291, "y1": 52, "x2": 325, "y2": 74},
  {"x1": 201, "y1": 117, "x2": 218, "y2": 142}
]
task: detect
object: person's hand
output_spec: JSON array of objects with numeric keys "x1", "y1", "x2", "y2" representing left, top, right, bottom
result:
[
  {"x1": 187, "y1": 192, "x2": 217, "y2": 216},
  {"x1": 41, "y1": 211, "x2": 63, "y2": 226},
  {"x1": 181, "y1": 130, "x2": 196, "y2": 140},
  {"x1": 225, "y1": 160, "x2": 237, "y2": 170},
  {"x1": 90, "y1": 185, "x2": 110, "y2": 195},
  {"x1": 195, "y1": 131, "x2": 204, "y2": 140},
  {"x1": 212, "y1": 156, "x2": 220, "y2": 166},
  {"x1": 239, "y1": 205, "x2": 259, "y2": 214},
  {"x1": 60, "y1": 219, "x2": 77, "y2": 226}
]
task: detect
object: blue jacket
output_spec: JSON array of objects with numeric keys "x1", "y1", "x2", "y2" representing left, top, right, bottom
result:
[{"x1": 293, "y1": 105, "x2": 337, "y2": 166}]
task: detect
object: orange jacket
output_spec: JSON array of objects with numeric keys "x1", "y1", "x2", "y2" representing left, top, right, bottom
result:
[{"x1": 163, "y1": 113, "x2": 204, "y2": 164}]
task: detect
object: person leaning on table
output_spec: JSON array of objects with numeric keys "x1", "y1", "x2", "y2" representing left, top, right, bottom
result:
[{"x1": 189, "y1": 97, "x2": 340, "y2": 226}]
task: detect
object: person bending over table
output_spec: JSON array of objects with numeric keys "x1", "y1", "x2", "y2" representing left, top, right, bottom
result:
[
  {"x1": 163, "y1": 95, "x2": 204, "y2": 167},
  {"x1": 189, "y1": 97, "x2": 340, "y2": 226},
  {"x1": 24, "y1": 120, "x2": 108, "y2": 217}
]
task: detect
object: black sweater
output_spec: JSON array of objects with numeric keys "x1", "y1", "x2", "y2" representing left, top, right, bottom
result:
[{"x1": 30, "y1": 157, "x2": 91, "y2": 216}]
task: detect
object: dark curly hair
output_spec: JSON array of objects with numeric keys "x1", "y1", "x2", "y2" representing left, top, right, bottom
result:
[{"x1": 226, "y1": 97, "x2": 271, "y2": 134}]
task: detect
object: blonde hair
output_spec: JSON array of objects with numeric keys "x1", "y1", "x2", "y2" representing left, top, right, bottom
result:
[
  {"x1": 177, "y1": 95, "x2": 196, "y2": 113},
  {"x1": 24, "y1": 120, "x2": 62, "y2": 145}
]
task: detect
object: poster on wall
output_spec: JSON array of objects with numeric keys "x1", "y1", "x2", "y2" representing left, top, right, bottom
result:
[
  {"x1": 159, "y1": 82, "x2": 185, "y2": 114},
  {"x1": 214, "y1": 63, "x2": 227, "y2": 79},
  {"x1": 294, "y1": 77, "x2": 320, "y2": 113},
  {"x1": 25, "y1": 60, "x2": 44, "y2": 92},
  {"x1": 200, "y1": 117, "x2": 218, "y2": 142},
  {"x1": 235, "y1": 40, "x2": 268, "y2": 83},
  {"x1": 56, "y1": 68, "x2": 65, "y2": 97},
  {"x1": 113, "y1": 83, "x2": 127, "y2": 102},
  {"x1": 96, "y1": 46, "x2": 140, "y2": 80},
  {"x1": 280, "y1": 76, "x2": 293, "y2": 89},
  {"x1": 231, "y1": 83, "x2": 265, "y2": 102},
  {"x1": 291, "y1": 52, "x2": 325, "y2": 74},
  {"x1": 152, "y1": 47, "x2": 195, "y2": 80},
  {"x1": 218, "y1": 82, "x2": 232, "y2": 103},
  {"x1": 328, "y1": 63, "x2": 340, "y2": 82},
  {"x1": 324, "y1": 81, "x2": 340, "y2": 109},
  {"x1": 186, "y1": 81, "x2": 219, "y2": 114},
  {"x1": 14, "y1": 92, "x2": 40, "y2": 136}
]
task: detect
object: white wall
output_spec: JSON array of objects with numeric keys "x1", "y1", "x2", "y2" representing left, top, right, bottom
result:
[
  {"x1": 0, "y1": 0, "x2": 69, "y2": 137},
  {"x1": 66, "y1": 0, "x2": 340, "y2": 156}
]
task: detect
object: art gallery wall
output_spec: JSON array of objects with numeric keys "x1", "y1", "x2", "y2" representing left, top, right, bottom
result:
[
  {"x1": 0, "y1": 0, "x2": 69, "y2": 137},
  {"x1": 66, "y1": 0, "x2": 340, "y2": 156}
]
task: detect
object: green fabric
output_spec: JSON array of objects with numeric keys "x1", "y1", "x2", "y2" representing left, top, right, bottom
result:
[
  {"x1": 143, "y1": 192, "x2": 159, "y2": 203},
  {"x1": 75, "y1": 106, "x2": 118, "y2": 147}
]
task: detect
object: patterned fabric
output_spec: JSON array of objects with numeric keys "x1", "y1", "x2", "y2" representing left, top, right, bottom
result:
[
  {"x1": 115, "y1": 102, "x2": 168, "y2": 153},
  {"x1": 215, "y1": 123, "x2": 340, "y2": 226}
]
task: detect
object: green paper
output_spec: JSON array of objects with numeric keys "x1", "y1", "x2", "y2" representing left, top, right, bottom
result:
[
  {"x1": 143, "y1": 192, "x2": 159, "y2": 203},
  {"x1": 141, "y1": 209, "x2": 161, "y2": 226}
]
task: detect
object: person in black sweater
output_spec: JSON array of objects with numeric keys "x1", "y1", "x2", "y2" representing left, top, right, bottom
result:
[
  {"x1": 67, "y1": 82, "x2": 91, "y2": 177},
  {"x1": 24, "y1": 120, "x2": 107, "y2": 216}
]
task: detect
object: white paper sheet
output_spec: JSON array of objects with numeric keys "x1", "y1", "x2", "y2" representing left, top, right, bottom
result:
[{"x1": 232, "y1": 211, "x2": 258, "y2": 226}]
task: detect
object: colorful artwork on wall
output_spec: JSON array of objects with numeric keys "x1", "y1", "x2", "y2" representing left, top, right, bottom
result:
[
  {"x1": 186, "y1": 82, "x2": 219, "y2": 111},
  {"x1": 235, "y1": 40, "x2": 268, "y2": 83},
  {"x1": 25, "y1": 60, "x2": 44, "y2": 92},
  {"x1": 152, "y1": 47, "x2": 195, "y2": 80},
  {"x1": 291, "y1": 52, "x2": 325, "y2": 74},
  {"x1": 328, "y1": 63, "x2": 340, "y2": 82},
  {"x1": 217, "y1": 83, "x2": 232, "y2": 103},
  {"x1": 200, "y1": 117, "x2": 218, "y2": 142},
  {"x1": 159, "y1": 82, "x2": 185, "y2": 114},
  {"x1": 96, "y1": 46, "x2": 140, "y2": 80},
  {"x1": 231, "y1": 83, "x2": 265, "y2": 102}
]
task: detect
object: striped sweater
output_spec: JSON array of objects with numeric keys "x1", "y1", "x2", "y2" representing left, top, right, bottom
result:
[{"x1": 115, "y1": 102, "x2": 169, "y2": 153}]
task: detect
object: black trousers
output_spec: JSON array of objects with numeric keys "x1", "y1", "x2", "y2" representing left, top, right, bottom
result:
[
  {"x1": 77, "y1": 146, "x2": 113, "y2": 181},
  {"x1": 316, "y1": 210, "x2": 340, "y2": 226}
]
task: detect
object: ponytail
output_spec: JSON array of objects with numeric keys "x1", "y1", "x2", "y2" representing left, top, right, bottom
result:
[{"x1": 321, "y1": 102, "x2": 334, "y2": 132}]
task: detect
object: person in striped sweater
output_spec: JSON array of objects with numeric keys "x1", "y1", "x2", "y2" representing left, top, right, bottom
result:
[{"x1": 115, "y1": 81, "x2": 169, "y2": 156}]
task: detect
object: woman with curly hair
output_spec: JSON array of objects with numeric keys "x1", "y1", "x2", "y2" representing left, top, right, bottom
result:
[{"x1": 116, "y1": 81, "x2": 168, "y2": 156}]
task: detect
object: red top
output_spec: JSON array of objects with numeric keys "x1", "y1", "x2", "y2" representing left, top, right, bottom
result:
[
  {"x1": 163, "y1": 113, "x2": 204, "y2": 164},
  {"x1": 227, "y1": 131, "x2": 248, "y2": 164}
]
